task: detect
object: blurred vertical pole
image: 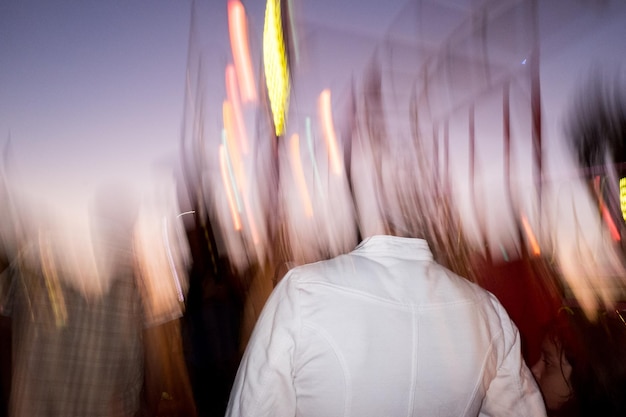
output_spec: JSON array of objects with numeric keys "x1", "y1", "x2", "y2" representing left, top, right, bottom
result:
[
  {"x1": 255, "y1": 53, "x2": 279, "y2": 267},
  {"x1": 469, "y1": 105, "x2": 475, "y2": 244},
  {"x1": 469, "y1": 105, "x2": 491, "y2": 263},
  {"x1": 180, "y1": 0, "x2": 200, "y2": 224},
  {"x1": 343, "y1": 80, "x2": 363, "y2": 243},
  {"x1": 503, "y1": 82, "x2": 527, "y2": 259},
  {"x1": 530, "y1": 0, "x2": 543, "y2": 227},
  {"x1": 443, "y1": 121, "x2": 450, "y2": 200},
  {"x1": 433, "y1": 123, "x2": 439, "y2": 189},
  {"x1": 433, "y1": 122, "x2": 443, "y2": 235},
  {"x1": 263, "y1": 0, "x2": 290, "y2": 267}
]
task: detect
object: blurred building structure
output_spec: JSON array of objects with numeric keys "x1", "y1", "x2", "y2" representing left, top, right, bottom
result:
[{"x1": 177, "y1": 0, "x2": 626, "y2": 380}]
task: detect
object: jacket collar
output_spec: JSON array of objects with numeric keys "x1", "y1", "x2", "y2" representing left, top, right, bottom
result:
[{"x1": 353, "y1": 235, "x2": 433, "y2": 261}]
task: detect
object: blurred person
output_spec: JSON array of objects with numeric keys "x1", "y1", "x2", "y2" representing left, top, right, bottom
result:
[
  {"x1": 565, "y1": 68, "x2": 626, "y2": 263},
  {"x1": 180, "y1": 218, "x2": 246, "y2": 417},
  {"x1": 225, "y1": 232, "x2": 547, "y2": 417},
  {"x1": 0, "y1": 184, "x2": 181, "y2": 417},
  {"x1": 531, "y1": 306, "x2": 626, "y2": 417}
]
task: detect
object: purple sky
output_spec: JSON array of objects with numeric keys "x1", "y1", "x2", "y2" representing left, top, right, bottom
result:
[
  {"x1": 0, "y1": 0, "x2": 413, "y2": 221},
  {"x1": 1, "y1": 0, "x2": 191, "y2": 222},
  {"x1": 2, "y1": 0, "x2": 626, "y2": 265}
]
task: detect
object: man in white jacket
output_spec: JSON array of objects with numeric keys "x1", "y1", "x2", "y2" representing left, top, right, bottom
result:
[{"x1": 226, "y1": 235, "x2": 547, "y2": 417}]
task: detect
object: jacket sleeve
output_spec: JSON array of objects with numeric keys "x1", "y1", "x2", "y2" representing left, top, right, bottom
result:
[
  {"x1": 480, "y1": 296, "x2": 547, "y2": 417},
  {"x1": 225, "y1": 272, "x2": 300, "y2": 417}
]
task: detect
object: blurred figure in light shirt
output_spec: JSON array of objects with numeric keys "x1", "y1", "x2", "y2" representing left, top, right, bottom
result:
[{"x1": 225, "y1": 228, "x2": 546, "y2": 416}]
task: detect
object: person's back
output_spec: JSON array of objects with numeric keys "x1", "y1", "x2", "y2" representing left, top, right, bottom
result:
[{"x1": 226, "y1": 235, "x2": 546, "y2": 417}]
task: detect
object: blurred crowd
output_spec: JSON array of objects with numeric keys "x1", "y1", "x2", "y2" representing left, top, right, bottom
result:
[{"x1": 2, "y1": 0, "x2": 626, "y2": 416}]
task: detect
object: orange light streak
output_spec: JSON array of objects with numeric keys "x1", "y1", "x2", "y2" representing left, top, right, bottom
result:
[
  {"x1": 521, "y1": 214, "x2": 541, "y2": 256},
  {"x1": 222, "y1": 100, "x2": 246, "y2": 190},
  {"x1": 602, "y1": 204, "x2": 621, "y2": 242},
  {"x1": 289, "y1": 134, "x2": 314, "y2": 218},
  {"x1": 593, "y1": 175, "x2": 621, "y2": 241},
  {"x1": 318, "y1": 89, "x2": 342, "y2": 175},
  {"x1": 228, "y1": 0, "x2": 257, "y2": 103},
  {"x1": 219, "y1": 144, "x2": 242, "y2": 230},
  {"x1": 225, "y1": 65, "x2": 249, "y2": 153}
]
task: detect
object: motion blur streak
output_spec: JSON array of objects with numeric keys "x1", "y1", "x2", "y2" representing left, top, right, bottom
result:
[
  {"x1": 220, "y1": 143, "x2": 242, "y2": 231},
  {"x1": 225, "y1": 64, "x2": 250, "y2": 153},
  {"x1": 162, "y1": 217, "x2": 185, "y2": 303},
  {"x1": 228, "y1": 0, "x2": 257, "y2": 103},
  {"x1": 318, "y1": 89, "x2": 342, "y2": 176},
  {"x1": 243, "y1": 192, "x2": 261, "y2": 245},
  {"x1": 289, "y1": 133, "x2": 314, "y2": 218},
  {"x1": 601, "y1": 204, "x2": 621, "y2": 242},
  {"x1": 223, "y1": 100, "x2": 246, "y2": 192},
  {"x1": 520, "y1": 213, "x2": 541, "y2": 256},
  {"x1": 305, "y1": 116, "x2": 324, "y2": 197},
  {"x1": 263, "y1": 0, "x2": 289, "y2": 136},
  {"x1": 222, "y1": 129, "x2": 243, "y2": 213}
]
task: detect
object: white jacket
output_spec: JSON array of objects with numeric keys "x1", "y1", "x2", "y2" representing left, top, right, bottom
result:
[{"x1": 226, "y1": 235, "x2": 547, "y2": 417}]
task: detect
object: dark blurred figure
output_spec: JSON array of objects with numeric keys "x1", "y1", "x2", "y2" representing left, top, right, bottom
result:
[
  {"x1": 565, "y1": 67, "x2": 626, "y2": 250},
  {"x1": 566, "y1": 67, "x2": 626, "y2": 179},
  {"x1": 534, "y1": 66, "x2": 626, "y2": 417},
  {"x1": 531, "y1": 306, "x2": 626, "y2": 417},
  {"x1": 0, "y1": 184, "x2": 176, "y2": 417},
  {"x1": 180, "y1": 215, "x2": 247, "y2": 417}
]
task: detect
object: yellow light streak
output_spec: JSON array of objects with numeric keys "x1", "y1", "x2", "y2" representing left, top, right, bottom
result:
[{"x1": 263, "y1": 0, "x2": 290, "y2": 136}]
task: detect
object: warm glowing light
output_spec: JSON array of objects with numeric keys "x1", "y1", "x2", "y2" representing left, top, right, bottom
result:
[
  {"x1": 289, "y1": 134, "x2": 313, "y2": 218},
  {"x1": 595, "y1": 176, "x2": 621, "y2": 241},
  {"x1": 263, "y1": 0, "x2": 289, "y2": 136},
  {"x1": 318, "y1": 89, "x2": 342, "y2": 175},
  {"x1": 228, "y1": 0, "x2": 257, "y2": 103},
  {"x1": 220, "y1": 144, "x2": 242, "y2": 230},
  {"x1": 223, "y1": 100, "x2": 246, "y2": 191},
  {"x1": 602, "y1": 204, "x2": 621, "y2": 241},
  {"x1": 521, "y1": 213, "x2": 541, "y2": 256},
  {"x1": 225, "y1": 65, "x2": 249, "y2": 153},
  {"x1": 222, "y1": 129, "x2": 242, "y2": 212},
  {"x1": 162, "y1": 218, "x2": 184, "y2": 302},
  {"x1": 134, "y1": 209, "x2": 187, "y2": 321}
]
